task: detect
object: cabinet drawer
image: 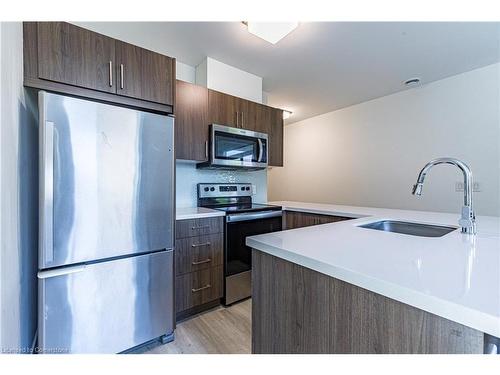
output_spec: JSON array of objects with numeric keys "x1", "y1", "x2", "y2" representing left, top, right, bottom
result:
[
  {"x1": 175, "y1": 266, "x2": 223, "y2": 313},
  {"x1": 175, "y1": 234, "x2": 223, "y2": 275},
  {"x1": 176, "y1": 217, "x2": 223, "y2": 239}
]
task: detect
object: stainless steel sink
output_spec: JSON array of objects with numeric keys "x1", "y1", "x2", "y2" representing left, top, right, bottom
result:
[{"x1": 358, "y1": 220, "x2": 457, "y2": 238}]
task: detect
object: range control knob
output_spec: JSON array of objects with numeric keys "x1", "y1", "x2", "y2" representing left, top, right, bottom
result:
[
  {"x1": 210, "y1": 187, "x2": 215, "y2": 192},
  {"x1": 204, "y1": 187, "x2": 209, "y2": 192},
  {"x1": 241, "y1": 187, "x2": 245, "y2": 191},
  {"x1": 246, "y1": 187, "x2": 251, "y2": 191}
]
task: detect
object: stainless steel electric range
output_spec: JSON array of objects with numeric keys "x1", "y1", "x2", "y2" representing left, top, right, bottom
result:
[{"x1": 198, "y1": 183, "x2": 282, "y2": 305}]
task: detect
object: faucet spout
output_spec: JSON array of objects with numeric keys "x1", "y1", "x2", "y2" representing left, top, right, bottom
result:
[
  {"x1": 412, "y1": 158, "x2": 476, "y2": 235},
  {"x1": 412, "y1": 182, "x2": 423, "y2": 196}
]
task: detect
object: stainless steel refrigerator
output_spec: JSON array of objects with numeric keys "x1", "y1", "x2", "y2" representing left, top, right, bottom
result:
[{"x1": 37, "y1": 91, "x2": 175, "y2": 354}]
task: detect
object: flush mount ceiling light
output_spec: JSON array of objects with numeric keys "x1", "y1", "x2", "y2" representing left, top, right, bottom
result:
[{"x1": 243, "y1": 22, "x2": 298, "y2": 44}]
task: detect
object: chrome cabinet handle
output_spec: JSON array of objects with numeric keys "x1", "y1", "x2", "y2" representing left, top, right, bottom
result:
[
  {"x1": 235, "y1": 111, "x2": 239, "y2": 127},
  {"x1": 191, "y1": 242, "x2": 211, "y2": 248},
  {"x1": 192, "y1": 284, "x2": 211, "y2": 293},
  {"x1": 191, "y1": 258, "x2": 212, "y2": 265},
  {"x1": 120, "y1": 64, "x2": 124, "y2": 89},
  {"x1": 205, "y1": 140, "x2": 208, "y2": 159},
  {"x1": 241, "y1": 111, "x2": 244, "y2": 128},
  {"x1": 109, "y1": 61, "x2": 113, "y2": 87}
]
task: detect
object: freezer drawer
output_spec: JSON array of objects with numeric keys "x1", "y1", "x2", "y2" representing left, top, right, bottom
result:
[{"x1": 38, "y1": 251, "x2": 174, "y2": 354}]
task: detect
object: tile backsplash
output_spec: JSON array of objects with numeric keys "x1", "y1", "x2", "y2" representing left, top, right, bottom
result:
[{"x1": 176, "y1": 161, "x2": 268, "y2": 208}]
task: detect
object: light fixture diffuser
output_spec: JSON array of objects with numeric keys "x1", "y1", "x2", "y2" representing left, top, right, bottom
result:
[{"x1": 245, "y1": 22, "x2": 298, "y2": 44}]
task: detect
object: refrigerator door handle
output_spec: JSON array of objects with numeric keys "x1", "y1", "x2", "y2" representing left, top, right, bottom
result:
[
  {"x1": 42, "y1": 121, "x2": 55, "y2": 265},
  {"x1": 38, "y1": 264, "x2": 87, "y2": 279}
]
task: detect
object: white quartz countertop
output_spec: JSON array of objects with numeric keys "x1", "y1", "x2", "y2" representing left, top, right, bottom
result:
[
  {"x1": 176, "y1": 207, "x2": 225, "y2": 221},
  {"x1": 246, "y1": 201, "x2": 500, "y2": 337}
]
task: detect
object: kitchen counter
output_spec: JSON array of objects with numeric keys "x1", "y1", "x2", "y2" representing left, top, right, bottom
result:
[
  {"x1": 247, "y1": 201, "x2": 500, "y2": 338},
  {"x1": 176, "y1": 207, "x2": 225, "y2": 221}
]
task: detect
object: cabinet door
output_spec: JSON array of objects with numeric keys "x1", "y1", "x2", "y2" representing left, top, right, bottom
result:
[
  {"x1": 246, "y1": 104, "x2": 283, "y2": 166},
  {"x1": 115, "y1": 41, "x2": 174, "y2": 105},
  {"x1": 175, "y1": 80, "x2": 209, "y2": 161},
  {"x1": 240, "y1": 100, "x2": 262, "y2": 131},
  {"x1": 283, "y1": 211, "x2": 351, "y2": 230},
  {"x1": 208, "y1": 90, "x2": 240, "y2": 128},
  {"x1": 37, "y1": 22, "x2": 115, "y2": 93},
  {"x1": 269, "y1": 107, "x2": 284, "y2": 166}
]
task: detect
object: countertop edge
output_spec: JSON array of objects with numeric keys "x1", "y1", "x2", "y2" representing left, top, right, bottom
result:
[
  {"x1": 278, "y1": 205, "x2": 367, "y2": 219},
  {"x1": 175, "y1": 208, "x2": 226, "y2": 221},
  {"x1": 247, "y1": 237, "x2": 500, "y2": 338}
]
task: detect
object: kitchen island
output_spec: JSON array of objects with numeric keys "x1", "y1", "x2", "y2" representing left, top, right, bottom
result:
[{"x1": 247, "y1": 201, "x2": 500, "y2": 354}]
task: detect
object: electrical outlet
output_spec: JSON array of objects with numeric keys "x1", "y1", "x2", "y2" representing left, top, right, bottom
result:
[{"x1": 455, "y1": 181, "x2": 481, "y2": 192}]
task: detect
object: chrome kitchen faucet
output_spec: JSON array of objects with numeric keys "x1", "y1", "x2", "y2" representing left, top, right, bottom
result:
[{"x1": 412, "y1": 158, "x2": 476, "y2": 235}]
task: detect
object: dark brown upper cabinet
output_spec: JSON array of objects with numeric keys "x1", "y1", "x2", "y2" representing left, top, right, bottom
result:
[
  {"x1": 37, "y1": 22, "x2": 116, "y2": 94},
  {"x1": 175, "y1": 80, "x2": 209, "y2": 161},
  {"x1": 206, "y1": 89, "x2": 284, "y2": 167},
  {"x1": 24, "y1": 22, "x2": 175, "y2": 114},
  {"x1": 208, "y1": 90, "x2": 240, "y2": 128},
  {"x1": 269, "y1": 107, "x2": 284, "y2": 166},
  {"x1": 115, "y1": 41, "x2": 174, "y2": 105}
]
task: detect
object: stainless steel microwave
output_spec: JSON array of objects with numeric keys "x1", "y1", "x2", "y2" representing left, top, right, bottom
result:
[{"x1": 197, "y1": 124, "x2": 268, "y2": 170}]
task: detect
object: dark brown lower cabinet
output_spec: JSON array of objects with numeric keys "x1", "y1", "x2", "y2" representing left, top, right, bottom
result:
[
  {"x1": 252, "y1": 250, "x2": 485, "y2": 354},
  {"x1": 283, "y1": 210, "x2": 352, "y2": 230},
  {"x1": 175, "y1": 266, "x2": 223, "y2": 316},
  {"x1": 175, "y1": 217, "x2": 224, "y2": 321},
  {"x1": 175, "y1": 234, "x2": 223, "y2": 275},
  {"x1": 175, "y1": 216, "x2": 223, "y2": 239}
]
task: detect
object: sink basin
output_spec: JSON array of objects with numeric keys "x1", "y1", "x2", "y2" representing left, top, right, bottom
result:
[{"x1": 358, "y1": 220, "x2": 457, "y2": 238}]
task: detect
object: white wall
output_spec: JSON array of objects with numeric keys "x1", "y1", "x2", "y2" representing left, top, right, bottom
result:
[
  {"x1": 196, "y1": 57, "x2": 263, "y2": 103},
  {"x1": 176, "y1": 61, "x2": 196, "y2": 84},
  {"x1": 269, "y1": 64, "x2": 500, "y2": 216},
  {"x1": 0, "y1": 22, "x2": 38, "y2": 352}
]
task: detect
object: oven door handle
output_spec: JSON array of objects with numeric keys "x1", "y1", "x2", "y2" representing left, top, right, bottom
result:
[{"x1": 226, "y1": 210, "x2": 282, "y2": 223}]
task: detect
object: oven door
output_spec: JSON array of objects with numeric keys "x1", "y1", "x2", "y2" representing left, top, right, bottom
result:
[
  {"x1": 211, "y1": 124, "x2": 268, "y2": 169},
  {"x1": 224, "y1": 210, "x2": 282, "y2": 304}
]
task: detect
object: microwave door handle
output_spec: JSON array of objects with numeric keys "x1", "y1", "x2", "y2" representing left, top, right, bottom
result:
[{"x1": 257, "y1": 138, "x2": 263, "y2": 162}]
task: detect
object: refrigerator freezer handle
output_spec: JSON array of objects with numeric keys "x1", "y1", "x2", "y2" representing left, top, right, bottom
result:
[
  {"x1": 42, "y1": 121, "x2": 55, "y2": 265},
  {"x1": 38, "y1": 264, "x2": 86, "y2": 279}
]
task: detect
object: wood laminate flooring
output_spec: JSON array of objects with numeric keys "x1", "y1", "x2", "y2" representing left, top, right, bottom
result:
[{"x1": 146, "y1": 299, "x2": 251, "y2": 354}]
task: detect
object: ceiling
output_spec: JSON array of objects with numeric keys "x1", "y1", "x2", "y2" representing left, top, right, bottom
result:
[{"x1": 77, "y1": 22, "x2": 500, "y2": 124}]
